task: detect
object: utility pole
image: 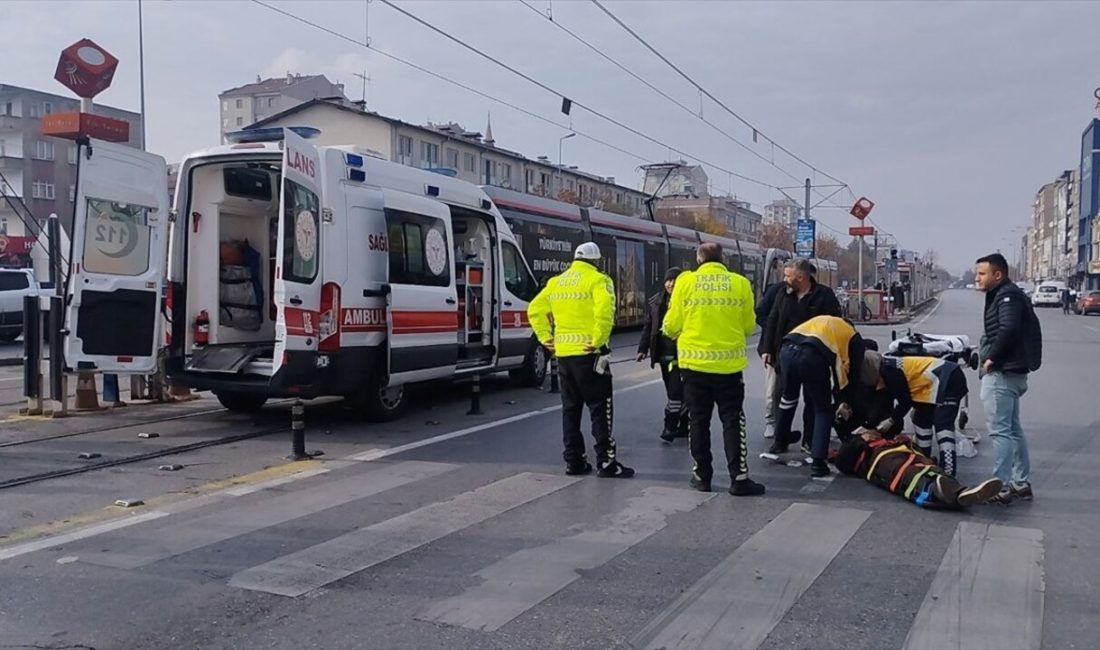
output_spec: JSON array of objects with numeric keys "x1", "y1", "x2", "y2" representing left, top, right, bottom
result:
[{"x1": 873, "y1": 232, "x2": 879, "y2": 288}]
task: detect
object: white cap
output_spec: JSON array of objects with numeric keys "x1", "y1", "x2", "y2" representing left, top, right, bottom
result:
[{"x1": 574, "y1": 242, "x2": 601, "y2": 260}]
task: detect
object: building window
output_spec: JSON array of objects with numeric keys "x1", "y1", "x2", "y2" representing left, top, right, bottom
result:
[
  {"x1": 1, "y1": 101, "x2": 16, "y2": 117},
  {"x1": 42, "y1": 101, "x2": 52, "y2": 115},
  {"x1": 69, "y1": 184, "x2": 76, "y2": 202},
  {"x1": 29, "y1": 103, "x2": 41, "y2": 118},
  {"x1": 446, "y1": 148, "x2": 459, "y2": 170},
  {"x1": 398, "y1": 135, "x2": 414, "y2": 164},
  {"x1": 420, "y1": 142, "x2": 439, "y2": 166},
  {"x1": 0, "y1": 219, "x2": 6, "y2": 235},
  {"x1": 463, "y1": 152, "x2": 476, "y2": 173},
  {"x1": 235, "y1": 99, "x2": 243, "y2": 109},
  {"x1": 68, "y1": 145, "x2": 78, "y2": 165},
  {"x1": 525, "y1": 169, "x2": 535, "y2": 191},
  {"x1": 235, "y1": 117, "x2": 243, "y2": 126},
  {"x1": 32, "y1": 181, "x2": 55, "y2": 200},
  {"x1": 268, "y1": 97, "x2": 277, "y2": 107},
  {"x1": 501, "y1": 163, "x2": 512, "y2": 187},
  {"x1": 222, "y1": 100, "x2": 228, "y2": 111},
  {"x1": 34, "y1": 141, "x2": 55, "y2": 161},
  {"x1": 222, "y1": 118, "x2": 229, "y2": 129}
]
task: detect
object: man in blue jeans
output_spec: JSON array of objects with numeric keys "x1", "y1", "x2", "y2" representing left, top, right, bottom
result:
[{"x1": 974, "y1": 253, "x2": 1042, "y2": 504}]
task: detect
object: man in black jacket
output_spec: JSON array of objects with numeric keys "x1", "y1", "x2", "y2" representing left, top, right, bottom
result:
[
  {"x1": 758, "y1": 259, "x2": 842, "y2": 441},
  {"x1": 637, "y1": 267, "x2": 688, "y2": 442},
  {"x1": 975, "y1": 253, "x2": 1042, "y2": 504}
]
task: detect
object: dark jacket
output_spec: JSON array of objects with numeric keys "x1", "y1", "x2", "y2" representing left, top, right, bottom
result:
[
  {"x1": 755, "y1": 282, "x2": 784, "y2": 328},
  {"x1": 758, "y1": 280, "x2": 843, "y2": 357},
  {"x1": 638, "y1": 291, "x2": 676, "y2": 368},
  {"x1": 981, "y1": 280, "x2": 1041, "y2": 374}
]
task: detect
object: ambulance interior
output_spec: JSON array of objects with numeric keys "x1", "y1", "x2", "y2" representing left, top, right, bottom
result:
[
  {"x1": 451, "y1": 208, "x2": 497, "y2": 367},
  {"x1": 183, "y1": 161, "x2": 281, "y2": 375}
]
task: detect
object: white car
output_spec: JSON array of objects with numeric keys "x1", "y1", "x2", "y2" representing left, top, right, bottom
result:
[{"x1": 1032, "y1": 282, "x2": 1065, "y2": 307}]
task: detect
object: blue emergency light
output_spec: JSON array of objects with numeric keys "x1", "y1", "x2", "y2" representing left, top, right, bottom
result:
[
  {"x1": 344, "y1": 152, "x2": 364, "y2": 167},
  {"x1": 225, "y1": 126, "x2": 321, "y2": 144}
]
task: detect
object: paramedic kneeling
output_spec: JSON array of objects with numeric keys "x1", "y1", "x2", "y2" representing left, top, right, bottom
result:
[
  {"x1": 527, "y1": 242, "x2": 634, "y2": 478},
  {"x1": 771, "y1": 315, "x2": 866, "y2": 478},
  {"x1": 662, "y1": 242, "x2": 765, "y2": 496}
]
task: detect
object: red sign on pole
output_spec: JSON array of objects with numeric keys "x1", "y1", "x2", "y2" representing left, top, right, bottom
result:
[
  {"x1": 53, "y1": 39, "x2": 119, "y2": 99},
  {"x1": 849, "y1": 226, "x2": 875, "y2": 237},
  {"x1": 850, "y1": 197, "x2": 875, "y2": 221}
]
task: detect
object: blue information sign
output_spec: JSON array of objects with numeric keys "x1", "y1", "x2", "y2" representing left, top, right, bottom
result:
[{"x1": 795, "y1": 218, "x2": 816, "y2": 258}]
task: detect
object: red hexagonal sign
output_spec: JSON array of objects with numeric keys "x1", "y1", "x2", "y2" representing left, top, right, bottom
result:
[{"x1": 54, "y1": 38, "x2": 119, "y2": 99}]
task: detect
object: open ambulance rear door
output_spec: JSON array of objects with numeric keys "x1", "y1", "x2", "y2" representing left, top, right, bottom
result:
[
  {"x1": 63, "y1": 139, "x2": 170, "y2": 374},
  {"x1": 272, "y1": 128, "x2": 324, "y2": 387}
]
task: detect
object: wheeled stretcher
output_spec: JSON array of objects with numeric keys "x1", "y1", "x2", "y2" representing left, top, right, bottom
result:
[{"x1": 887, "y1": 329, "x2": 980, "y2": 437}]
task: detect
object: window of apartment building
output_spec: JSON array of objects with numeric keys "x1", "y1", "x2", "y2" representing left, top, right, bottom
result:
[
  {"x1": 268, "y1": 97, "x2": 277, "y2": 107},
  {"x1": 34, "y1": 140, "x2": 55, "y2": 161},
  {"x1": 69, "y1": 184, "x2": 76, "y2": 202},
  {"x1": 43, "y1": 101, "x2": 52, "y2": 115},
  {"x1": 236, "y1": 117, "x2": 243, "y2": 127},
  {"x1": 68, "y1": 145, "x2": 78, "y2": 165},
  {"x1": 398, "y1": 135, "x2": 414, "y2": 163},
  {"x1": 32, "y1": 181, "x2": 55, "y2": 200},
  {"x1": 540, "y1": 172, "x2": 550, "y2": 192},
  {"x1": 484, "y1": 159, "x2": 498, "y2": 185},
  {"x1": 235, "y1": 99, "x2": 243, "y2": 109},
  {"x1": 446, "y1": 148, "x2": 459, "y2": 170},
  {"x1": 502, "y1": 163, "x2": 512, "y2": 187},
  {"x1": 525, "y1": 169, "x2": 535, "y2": 191},
  {"x1": 420, "y1": 142, "x2": 439, "y2": 166},
  {"x1": 0, "y1": 101, "x2": 16, "y2": 117},
  {"x1": 0, "y1": 219, "x2": 6, "y2": 236},
  {"x1": 463, "y1": 152, "x2": 476, "y2": 173},
  {"x1": 567, "y1": 179, "x2": 575, "y2": 192},
  {"x1": 222, "y1": 100, "x2": 228, "y2": 111}
]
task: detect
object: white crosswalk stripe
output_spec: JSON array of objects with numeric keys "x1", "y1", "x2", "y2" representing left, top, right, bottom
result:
[
  {"x1": 903, "y1": 522, "x2": 1045, "y2": 650},
  {"x1": 418, "y1": 486, "x2": 714, "y2": 631},
  {"x1": 228, "y1": 472, "x2": 579, "y2": 597}
]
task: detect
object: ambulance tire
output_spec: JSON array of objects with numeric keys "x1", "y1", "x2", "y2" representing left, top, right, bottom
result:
[
  {"x1": 354, "y1": 373, "x2": 409, "y2": 422},
  {"x1": 509, "y1": 339, "x2": 548, "y2": 387},
  {"x1": 215, "y1": 391, "x2": 268, "y2": 413}
]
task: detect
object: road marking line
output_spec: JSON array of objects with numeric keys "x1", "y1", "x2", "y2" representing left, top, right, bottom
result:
[
  {"x1": 799, "y1": 472, "x2": 836, "y2": 493},
  {"x1": 632, "y1": 502, "x2": 870, "y2": 650},
  {"x1": 229, "y1": 472, "x2": 580, "y2": 597},
  {"x1": 1082, "y1": 323, "x2": 1100, "y2": 333},
  {"x1": 0, "y1": 511, "x2": 170, "y2": 562},
  {"x1": 903, "y1": 522, "x2": 1045, "y2": 650},
  {"x1": 418, "y1": 486, "x2": 715, "y2": 631},
  {"x1": 345, "y1": 378, "x2": 663, "y2": 463},
  {"x1": 80, "y1": 461, "x2": 458, "y2": 570},
  {"x1": 912, "y1": 296, "x2": 942, "y2": 326}
]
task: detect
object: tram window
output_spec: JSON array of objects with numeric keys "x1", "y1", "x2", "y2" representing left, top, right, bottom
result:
[
  {"x1": 502, "y1": 242, "x2": 538, "y2": 301},
  {"x1": 385, "y1": 208, "x2": 451, "y2": 287}
]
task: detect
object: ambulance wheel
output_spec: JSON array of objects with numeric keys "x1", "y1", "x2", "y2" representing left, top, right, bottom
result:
[
  {"x1": 215, "y1": 391, "x2": 268, "y2": 413},
  {"x1": 509, "y1": 340, "x2": 548, "y2": 387},
  {"x1": 355, "y1": 375, "x2": 408, "y2": 422}
]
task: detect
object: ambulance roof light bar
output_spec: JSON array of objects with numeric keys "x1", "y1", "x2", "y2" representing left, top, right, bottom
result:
[{"x1": 225, "y1": 126, "x2": 321, "y2": 144}]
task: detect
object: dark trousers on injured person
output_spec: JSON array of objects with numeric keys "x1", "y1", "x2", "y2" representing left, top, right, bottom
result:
[
  {"x1": 558, "y1": 354, "x2": 616, "y2": 466},
  {"x1": 681, "y1": 369, "x2": 747, "y2": 482},
  {"x1": 775, "y1": 343, "x2": 833, "y2": 462}
]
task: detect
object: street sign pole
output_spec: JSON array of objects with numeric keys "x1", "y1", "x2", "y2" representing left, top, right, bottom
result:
[{"x1": 858, "y1": 236, "x2": 864, "y2": 321}]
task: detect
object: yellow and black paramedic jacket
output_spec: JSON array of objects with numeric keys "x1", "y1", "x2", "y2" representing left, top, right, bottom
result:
[
  {"x1": 880, "y1": 356, "x2": 959, "y2": 422},
  {"x1": 527, "y1": 260, "x2": 616, "y2": 357},
  {"x1": 660, "y1": 261, "x2": 756, "y2": 374},
  {"x1": 784, "y1": 315, "x2": 865, "y2": 401}
]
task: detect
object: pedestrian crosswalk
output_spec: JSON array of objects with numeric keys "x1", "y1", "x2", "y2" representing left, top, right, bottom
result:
[{"x1": 0, "y1": 458, "x2": 1048, "y2": 649}]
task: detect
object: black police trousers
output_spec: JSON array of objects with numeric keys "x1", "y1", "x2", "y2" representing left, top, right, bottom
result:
[
  {"x1": 681, "y1": 369, "x2": 747, "y2": 481},
  {"x1": 558, "y1": 354, "x2": 616, "y2": 466}
]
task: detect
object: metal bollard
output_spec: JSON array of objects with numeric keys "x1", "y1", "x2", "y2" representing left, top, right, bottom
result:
[
  {"x1": 467, "y1": 374, "x2": 483, "y2": 415},
  {"x1": 22, "y1": 295, "x2": 42, "y2": 415},
  {"x1": 549, "y1": 355, "x2": 559, "y2": 394},
  {"x1": 289, "y1": 398, "x2": 308, "y2": 460}
]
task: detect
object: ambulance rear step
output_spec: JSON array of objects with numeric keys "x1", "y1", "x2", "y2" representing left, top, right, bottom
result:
[{"x1": 185, "y1": 343, "x2": 274, "y2": 376}]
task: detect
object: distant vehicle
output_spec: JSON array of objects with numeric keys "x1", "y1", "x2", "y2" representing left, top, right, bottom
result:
[
  {"x1": 0, "y1": 268, "x2": 44, "y2": 342},
  {"x1": 965, "y1": 283, "x2": 976, "y2": 290},
  {"x1": 1075, "y1": 290, "x2": 1100, "y2": 315},
  {"x1": 1033, "y1": 281, "x2": 1067, "y2": 307}
]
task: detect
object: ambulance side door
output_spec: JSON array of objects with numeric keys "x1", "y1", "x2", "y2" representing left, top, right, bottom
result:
[
  {"x1": 498, "y1": 237, "x2": 539, "y2": 367},
  {"x1": 63, "y1": 139, "x2": 170, "y2": 374},
  {"x1": 384, "y1": 191, "x2": 458, "y2": 385}
]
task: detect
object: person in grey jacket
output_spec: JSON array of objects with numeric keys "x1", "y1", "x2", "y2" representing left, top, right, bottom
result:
[{"x1": 975, "y1": 253, "x2": 1042, "y2": 504}]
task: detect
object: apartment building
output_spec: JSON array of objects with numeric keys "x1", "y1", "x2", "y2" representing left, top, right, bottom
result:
[{"x1": 219, "y1": 74, "x2": 347, "y2": 142}]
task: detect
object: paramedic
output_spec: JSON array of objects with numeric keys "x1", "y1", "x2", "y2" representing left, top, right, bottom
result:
[
  {"x1": 662, "y1": 242, "x2": 765, "y2": 496},
  {"x1": 636, "y1": 267, "x2": 688, "y2": 443},
  {"x1": 758, "y1": 259, "x2": 842, "y2": 441},
  {"x1": 770, "y1": 315, "x2": 866, "y2": 477},
  {"x1": 528, "y1": 242, "x2": 634, "y2": 478},
  {"x1": 865, "y1": 350, "x2": 968, "y2": 476}
]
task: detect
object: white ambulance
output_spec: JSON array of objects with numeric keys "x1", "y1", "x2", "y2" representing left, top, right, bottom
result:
[{"x1": 62, "y1": 127, "x2": 546, "y2": 420}]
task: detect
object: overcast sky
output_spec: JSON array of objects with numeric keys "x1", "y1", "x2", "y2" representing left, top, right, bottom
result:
[{"x1": 4, "y1": 0, "x2": 1099, "y2": 272}]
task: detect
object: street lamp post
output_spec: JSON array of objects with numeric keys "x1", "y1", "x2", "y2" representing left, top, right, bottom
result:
[{"x1": 558, "y1": 132, "x2": 575, "y2": 199}]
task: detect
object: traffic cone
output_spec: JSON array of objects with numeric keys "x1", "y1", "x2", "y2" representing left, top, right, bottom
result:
[{"x1": 74, "y1": 372, "x2": 102, "y2": 411}]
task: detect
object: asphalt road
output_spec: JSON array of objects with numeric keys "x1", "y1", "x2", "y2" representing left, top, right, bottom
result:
[{"x1": 1, "y1": 289, "x2": 1097, "y2": 650}]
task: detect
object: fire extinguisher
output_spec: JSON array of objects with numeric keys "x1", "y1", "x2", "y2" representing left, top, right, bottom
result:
[{"x1": 194, "y1": 310, "x2": 210, "y2": 347}]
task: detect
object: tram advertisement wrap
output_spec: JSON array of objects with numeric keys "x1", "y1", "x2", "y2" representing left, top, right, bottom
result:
[{"x1": 616, "y1": 240, "x2": 644, "y2": 325}]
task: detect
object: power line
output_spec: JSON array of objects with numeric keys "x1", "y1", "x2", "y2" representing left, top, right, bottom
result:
[
  {"x1": 516, "y1": 0, "x2": 807, "y2": 189},
  {"x1": 588, "y1": 0, "x2": 847, "y2": 188},
  {"x1": 377, "y1": 0, "x2": 777, "y2": 190}
]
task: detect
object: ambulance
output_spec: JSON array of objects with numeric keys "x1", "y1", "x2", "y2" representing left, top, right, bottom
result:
[{"x1": 61, "y1": 127, "x2": 546, "y2": 420}]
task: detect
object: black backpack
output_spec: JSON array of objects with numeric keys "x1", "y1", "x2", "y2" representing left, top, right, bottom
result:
[{"x1": 1022, "y1": 296, "x2": 1043, "y2": 372}]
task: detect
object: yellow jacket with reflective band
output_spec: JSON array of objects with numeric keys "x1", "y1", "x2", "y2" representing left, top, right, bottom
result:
[
  {"x1": 785, "y1": 315, "x2": 862, "y2": 391},
  {"x1": 899, "y1": 356, "x2": 946, "y2": 404},
  {"x1": 527, "y1": 260, "x2": 616, "y2": 357},
  {"x1": 660, "y1": 261, "x2": 756, "y2": 374}
]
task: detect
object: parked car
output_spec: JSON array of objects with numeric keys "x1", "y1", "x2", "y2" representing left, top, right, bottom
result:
[
  {"x1": 1075, "y1": 290, "x2": 1100, "y2": 315},
  {"x1": 1032, "y1": 281, "x2": 1066, "y2": 307},
  {"x1": 0, "y1": 268, "x2": 45, "y2": 342}
]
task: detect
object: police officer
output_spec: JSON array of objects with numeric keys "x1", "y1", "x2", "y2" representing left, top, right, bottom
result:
[
  {"x1": 636, "y1": 267, "x2": 688, "y2": 443},
  {"x1": 771, "y1": 315, "x2": 866, "y2": 477},
  {"x1": 528, "y1": 242, "x2": 634, "y2": 478},
  {"x1": 662, "y1": 243, "x2": 765, "y2": 496}
]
